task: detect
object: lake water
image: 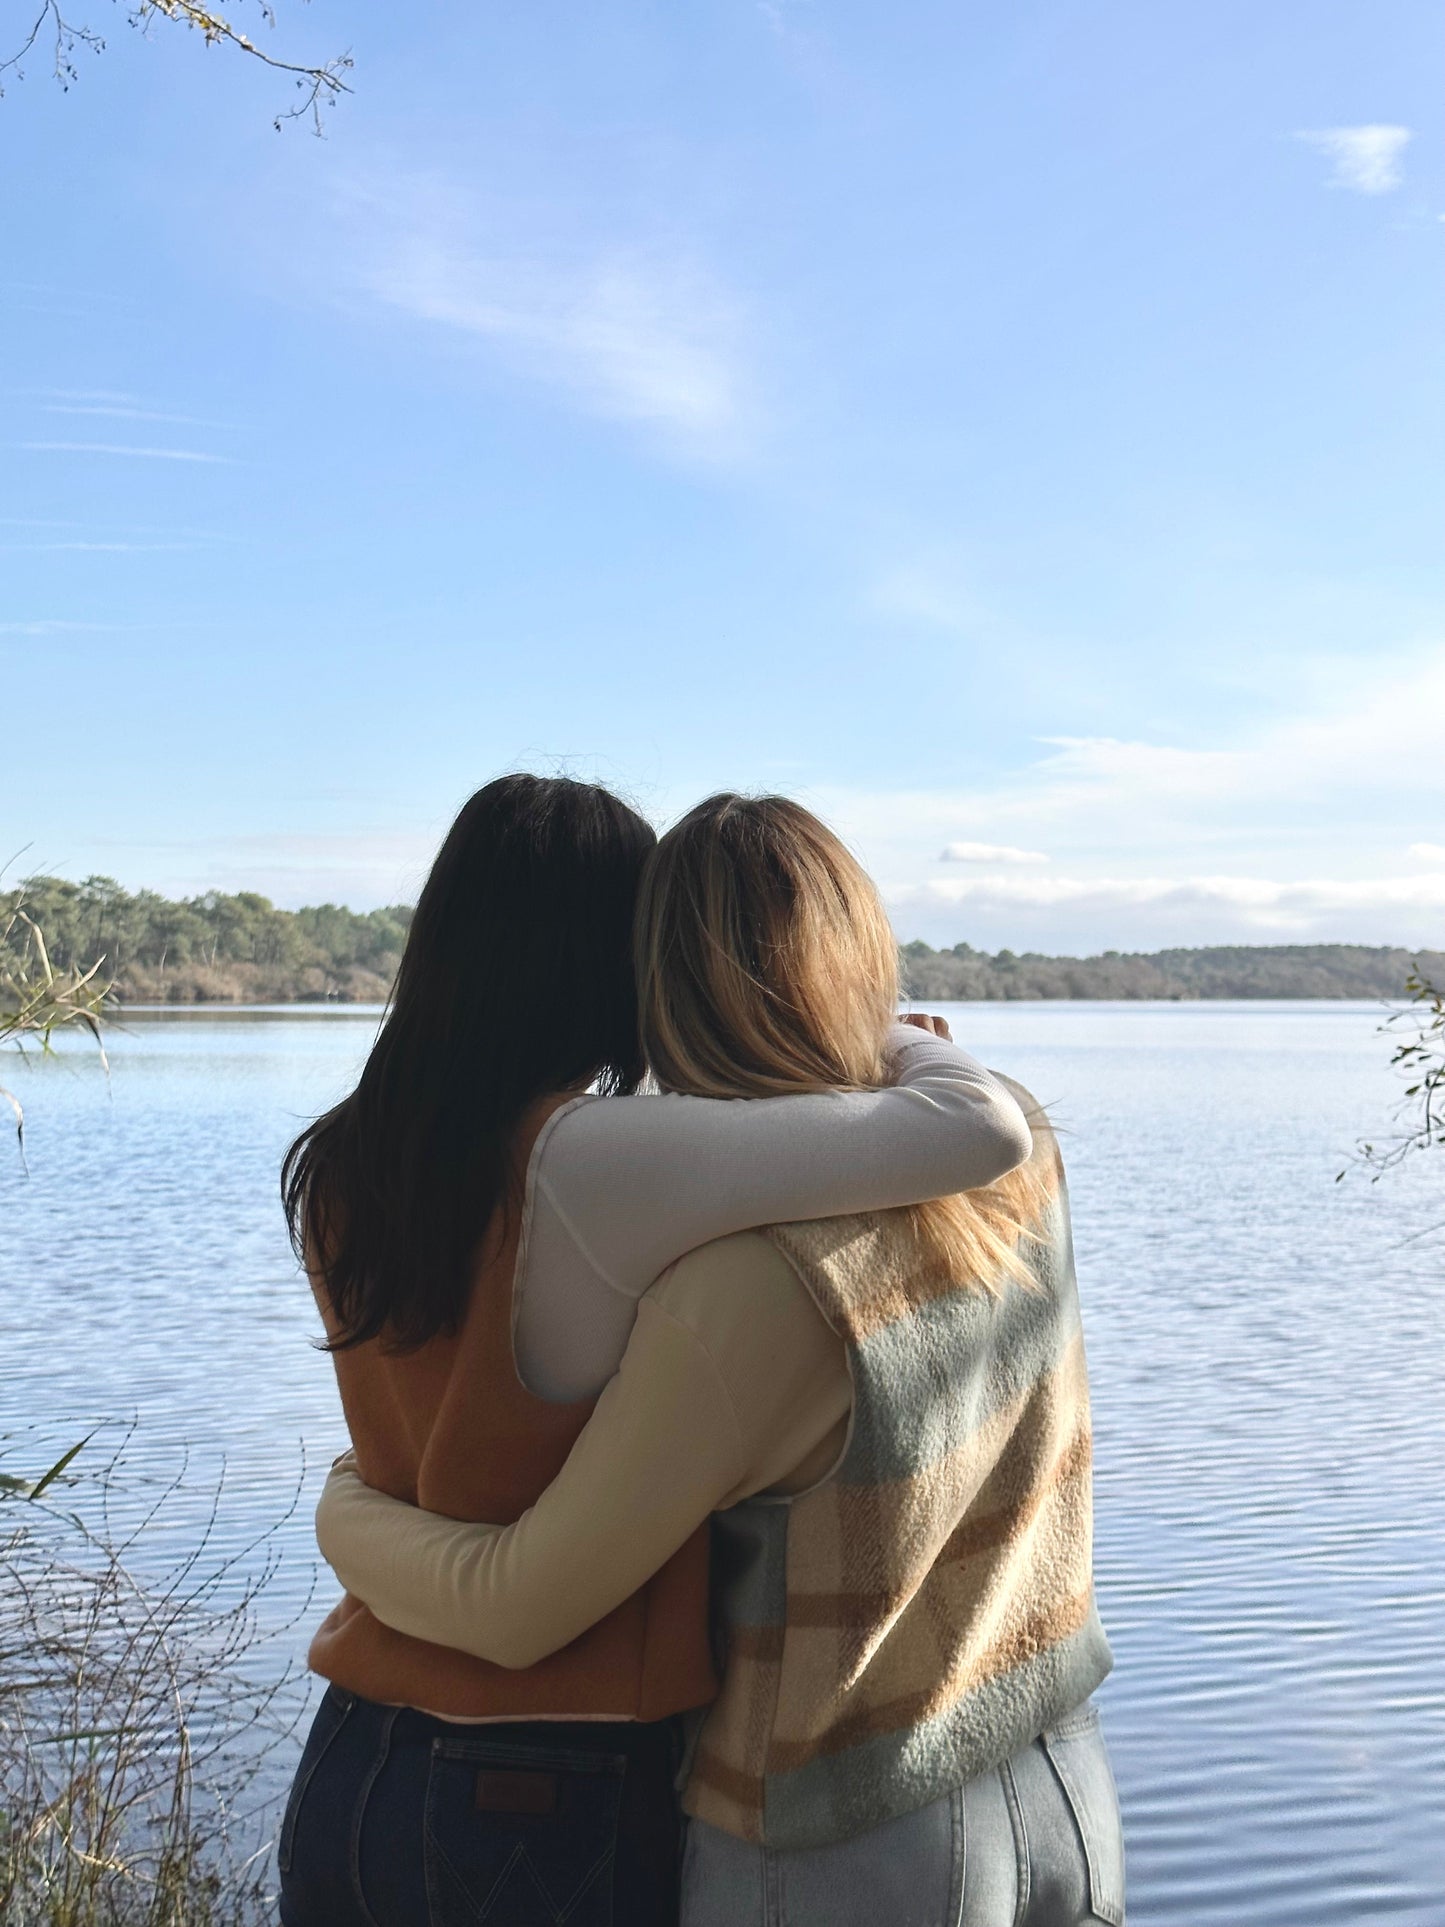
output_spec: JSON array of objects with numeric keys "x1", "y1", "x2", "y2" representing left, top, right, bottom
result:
[{"x1": 2, "y1": 1003, "x2": 1442, "y2": 1925}]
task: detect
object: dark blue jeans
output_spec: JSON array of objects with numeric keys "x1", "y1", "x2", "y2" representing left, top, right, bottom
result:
[{"x1": 277, "y1": 1688, "x2": 684, "y2": 1927}]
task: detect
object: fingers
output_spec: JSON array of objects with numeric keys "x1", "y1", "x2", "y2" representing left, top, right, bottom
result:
[{"x1": 898, "y1": 1012, "x2": 954, "y2": 1040}]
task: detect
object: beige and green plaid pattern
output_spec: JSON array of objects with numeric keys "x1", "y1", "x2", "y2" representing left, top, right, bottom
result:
[{"x1": 684, "y1": 1096, "x2": 1113, "y2": 1849}]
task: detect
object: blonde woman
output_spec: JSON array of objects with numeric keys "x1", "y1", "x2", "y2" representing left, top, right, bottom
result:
[{"x1": 317, "y1": 795, "x2": 1123, "y2": 1927}]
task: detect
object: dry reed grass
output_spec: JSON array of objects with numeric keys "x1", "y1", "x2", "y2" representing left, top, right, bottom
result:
[
  {"x1": 1, "y1": 897, "x2": 112, "y2": 1170},
  {"x1": 1, "y1": 1425, "x2": 310, "y2": 1926}
]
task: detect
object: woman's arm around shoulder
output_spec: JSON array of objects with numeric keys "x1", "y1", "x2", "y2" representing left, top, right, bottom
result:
[{"x1": 525, "y1": 1022, "x2": 1032, "y2": 1315}]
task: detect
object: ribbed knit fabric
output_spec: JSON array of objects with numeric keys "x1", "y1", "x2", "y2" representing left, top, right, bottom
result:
[
  {"x1": 683, "y1": 1084, "x2": 1112, "y2": 1847},
  {"x1": 308, "y1": 1094, "x2": 718, "y2": 1723}
]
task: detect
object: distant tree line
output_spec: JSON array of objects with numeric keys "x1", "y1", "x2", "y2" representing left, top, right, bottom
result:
[
  {"x1": 5, "y1": 875, "x2": 1440, "y2": 1007},
  {"x1": 900, "y1": 940, "x2": 1445, "y2": 1002},
  {"x1": 3, "y1": 875, "x2": 412, "y2": 1004}
]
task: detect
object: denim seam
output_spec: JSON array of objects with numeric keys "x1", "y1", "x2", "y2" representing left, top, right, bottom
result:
[
  {"x1": 1045, "y1": 1705, "x2": 1101, "y2": 1743},
  {"x1": 277, "y1": 1688, "x2": 353, "y2": 1878},
  {"x1": 764, "y1": 1840, "x2": 784, "y2": 1927},
  {"x1": 949, "y1": 1782, "x2": 968, "y2": 1927},
  {"x1": 999, "y1": 1758, "x2": 1030, "y2": 1927},
  {"x1": 1040, "y1": 1733, "x2": 1124, "y2": 1927},
  {"x1": 431, "y1": 1738, "x2": 629, "y2": 1777},
  {"x1": 348, "y1": 1703, "x2": 399, "y2": 1927},
  {"x1": 556, "y1": 1842, "x2": 618, "y2": 1923},
  {"x1": 427, "y1": 1829, "x2": 530, "y2": 1920}
]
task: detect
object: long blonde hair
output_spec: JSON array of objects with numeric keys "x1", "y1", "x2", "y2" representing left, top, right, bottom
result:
[{"x1": 635, "y1": 793, "x2": 1051, "y2": 1294}]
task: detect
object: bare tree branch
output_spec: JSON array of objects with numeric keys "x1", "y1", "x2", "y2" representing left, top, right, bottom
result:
[
  {"x1": 1, "y1": 0, "x2": 352, "y2": 133},
  {"x1": 0, "y1": 0, "x2": 104, "y2": 89}
]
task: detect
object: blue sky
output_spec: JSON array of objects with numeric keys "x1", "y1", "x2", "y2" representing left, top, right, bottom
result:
[{"x1": 3, "y1": 0, "x2": 1442, "y2": 952}]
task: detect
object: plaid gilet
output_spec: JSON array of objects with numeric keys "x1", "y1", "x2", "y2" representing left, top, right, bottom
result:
[{"x1": 683, "y1": 1089, "x2": 1113, "y2": 1848}]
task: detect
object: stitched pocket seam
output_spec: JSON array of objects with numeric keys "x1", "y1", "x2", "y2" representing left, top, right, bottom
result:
[
  {"x1": 1040, "y1": 1735, "x2": 1125, "y2": 1927},
  {"x1": 423, "y1": 1742, "x2": 625, "y2": 1925}
]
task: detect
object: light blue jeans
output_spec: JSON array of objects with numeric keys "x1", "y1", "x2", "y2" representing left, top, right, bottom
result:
[{"x1": 681, "y1": 1702, "x2": 1125, "y2": 1927}]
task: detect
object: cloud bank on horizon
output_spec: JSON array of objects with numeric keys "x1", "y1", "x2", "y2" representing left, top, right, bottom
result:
[{"x1": 815, "y1": 641, "x2": 1445, "y2": 948}]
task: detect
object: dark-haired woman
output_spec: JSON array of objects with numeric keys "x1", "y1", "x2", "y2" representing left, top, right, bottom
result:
[{"x1": 277, "y1": 773, "x2": 1033, "y2": 1927}]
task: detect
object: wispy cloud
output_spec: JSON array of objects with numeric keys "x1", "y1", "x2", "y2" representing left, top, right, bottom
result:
[
  {"x1": 884, "y1": 870, "x2": 1445, "y2": 947},
  {"x1": 894, "y1": 871, "x2": 1445, "y2": 918},
  {"x1": 757, "y1": 0, "x2": 815, "y2": 41},
  {"x1": 41, "y1": 405, "x2": 226, "y2": 427},
  {"x1": 811, "y1": 645, "x2": 1445, "y2": 944},
  {"x1": 885, "y1": 651, "x2": 1440, "y2": 837},
  {"x1": 21, "y1": 385, "x2": 224, "y2": 427},
  {"x1": 941, "y1": 841, "x2": 1049, "y2": 865},
  {"x1": 99, "y1": 830, "x2": 439, "y2": 911},
  {"x1": 340, "y1": 173, "x2": 755, "y2": 461},
  {"x1": 0, "y1": 620, "x2": 121, "y2": 636},
  {"x1": 0, "y1": 516, "x2": 231, "y2": 540},
  {"x1": 34, "y1": 388, "x2": 145, "y2": 405},
  {"x1": 1296, "y1": 125, "x2": 1412, "y2": 195},
  {"x1": 870, "y1": 566, "x2": 986, "y2": 635},
  {"x1": 18, "y1": 442, "x2": 234, "y2": 464},
  {"x1": 1, "y1": 541, "x2": 198, "y2": 553}
]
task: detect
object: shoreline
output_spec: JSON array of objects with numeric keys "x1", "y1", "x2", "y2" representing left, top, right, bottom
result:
[{"x1": 105, "y1": 994, "x2": 1410, "y2": 1017}]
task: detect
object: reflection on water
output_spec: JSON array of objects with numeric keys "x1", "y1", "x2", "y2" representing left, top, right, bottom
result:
[{"x1": 2, "y1": 1003, "x2": 1441, "y2": 1925}]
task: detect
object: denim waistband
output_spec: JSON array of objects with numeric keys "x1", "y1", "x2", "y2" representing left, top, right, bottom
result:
[{"x1": 322, "y1": 1686, "x2": 682, "y2": 1765}]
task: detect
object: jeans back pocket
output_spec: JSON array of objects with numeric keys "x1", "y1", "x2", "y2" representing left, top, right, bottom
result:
[
  {"x1": 1041, "y1": 1704, "x2": 1126, "y2": 1926},
  {"x1": 423, "y1": 1737, "x2": 627, "y2": 1926}
]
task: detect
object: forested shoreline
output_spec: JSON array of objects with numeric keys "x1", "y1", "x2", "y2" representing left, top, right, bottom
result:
[
  {"x1": 6, "y1": 875, "x2": 412, "y2": 1004},
  {"x1": 899, "y1": 939, "x2": 1444, "y2": 1002},
  {"x1": 3, "y1": 874, "x2": 1437, "y2": 1004}
]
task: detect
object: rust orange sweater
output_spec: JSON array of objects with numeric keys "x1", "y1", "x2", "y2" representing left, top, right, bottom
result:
[{"x1": 306, "y1": 1095, "x2": 718, "y2": 1722}]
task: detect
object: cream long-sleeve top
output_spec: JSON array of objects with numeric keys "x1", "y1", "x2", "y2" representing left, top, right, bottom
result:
[
  {"x1": 507, "y1": 1023, "x2": 1030, "y2": 1400},
  {"x1": 317, "y1": 1230, "x2": 850, "y2": 1670}
]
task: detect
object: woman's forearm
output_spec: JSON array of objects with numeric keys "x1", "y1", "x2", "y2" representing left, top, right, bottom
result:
[
  {"x1": 316, "y1": 1236, "x2": 850, "y2": 1669},
  {"x1": 316, "y1": 1299, "x2": 743, "y2": 1668}
]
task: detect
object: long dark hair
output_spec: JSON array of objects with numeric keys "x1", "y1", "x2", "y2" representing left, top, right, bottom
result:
[{"x1": 282, "y1": 774, "x2": 655, "y2": 1352}]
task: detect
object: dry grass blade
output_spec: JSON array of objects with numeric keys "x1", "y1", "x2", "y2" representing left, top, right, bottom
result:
[
  {"x1": 1, "y1": 898, "x2": 113, "y2": 1168},
  {"x1": 26, "y1": 1432, "x2": 97, "y2": 1503},
  {"x1": 2, "y1": 908, "x2": 113, "y2": 1040}
]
